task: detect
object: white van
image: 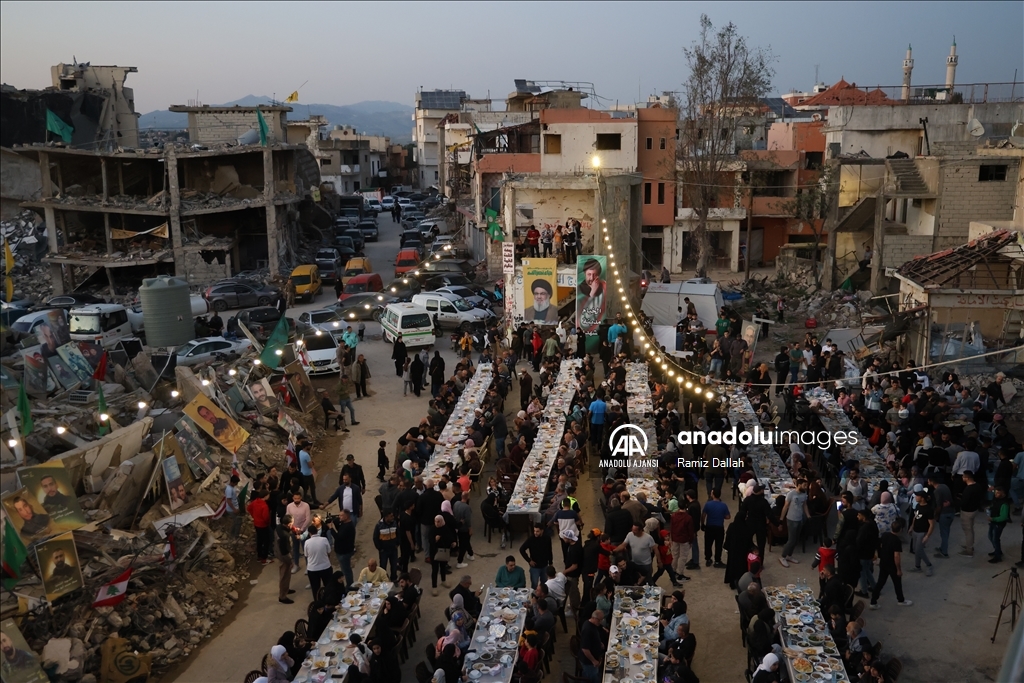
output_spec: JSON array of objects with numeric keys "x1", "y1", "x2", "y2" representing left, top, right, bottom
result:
[
  {"x1": 411, "y1": 291, "x2": 493, "y2": 331},
  {"x1": 69, "y1": 304, "x2": 136, "y2": 348},
  {"x1": 379, "y1": 303, "x2": 435, "y2": 347}
]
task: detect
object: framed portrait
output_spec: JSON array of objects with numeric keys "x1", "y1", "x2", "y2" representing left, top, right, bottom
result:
[
  {"x1": 174, "y1": 416, "x2": 216, "y2": 477},
  {"x1": 246, "y1": 378, "x2": 279, "y2": 415},
  {"x1": 160, "y1": 456, "x2": 188, "y2": 511},
  {"x1": 0, "y1": 618, "x2": 47, "y2": 683},
  {"x1": 16, "y1": 462, "x2": 86, "y2": 532},
  {"x1": 34, "y1": 532, "x2": 84, "y2": 601},
  {"x1": 182, "y1": 393, "x2": 250, "y2": 455},
  {"x1": 1, "y1": 487, "x2": 54, "y2": 545},
  {"x1": 284, "y1": 361, "x2": 317, "y2": 413}
]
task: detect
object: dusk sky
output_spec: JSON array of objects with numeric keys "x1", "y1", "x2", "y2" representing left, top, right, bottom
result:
[{"x1": 2, "y1": 1, "x2": 1021, "y2": 113}]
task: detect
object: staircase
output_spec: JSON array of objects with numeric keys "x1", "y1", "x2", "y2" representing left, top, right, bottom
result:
[{"x1": 887, "y1": 158, "x2": 932, "y2": 195}]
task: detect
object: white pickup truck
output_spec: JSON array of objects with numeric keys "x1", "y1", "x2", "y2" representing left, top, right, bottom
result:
[{"x1": 69, "y1": 296, "x2": 209, "y2": 348}]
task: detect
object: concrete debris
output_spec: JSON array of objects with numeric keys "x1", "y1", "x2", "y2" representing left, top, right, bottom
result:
[{"x1": 1, "y1": 209, "x2": 52, "y2": 303}]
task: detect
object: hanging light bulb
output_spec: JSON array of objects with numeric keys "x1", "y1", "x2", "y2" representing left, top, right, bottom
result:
[
  {"x1": 648, "y1": 350, "x2": 655, "y2": 356},
  {"x1": 7, "y1": 438, "x2": 16, "y2": 448},
  {"x1": 56, "y1": 426, "x2": 67, "y2": 435},
  {"x1": 253, "y1": 359, "x2": 261, "y2": 366},
  {"x1": 201, "y1": 379, "x2": 210, "y2": 386},
  {"x1": 99, "y1": 413, "x2": 110, "y2": 422},
  {"x1": 668, "y1": 370, "x2": 675, "y2": 377},
  {"x1": 644, "y1": 343, "x2": 650, "y2": 349},
  {"x1": 137, "y1": 401, "x2": 147, "y2": 410},
  {"x1": 685, "y1": 381, "x2": 693, "y2": 389},
  {"x1": 705, "y1": 392, "x2": 715, "y2": 401},
  {"x1": 275, "y1": 349, "x2": 283, "y2": 356},
  {"x1": 171, "y1": 389, "x2": 180, "y2": 397},
  {"x1": 676, "y1": 376, "x2": 684, "y2": 383},
  {"x1": 228, "y1": 368, "x2": 237, "y2": 376}
]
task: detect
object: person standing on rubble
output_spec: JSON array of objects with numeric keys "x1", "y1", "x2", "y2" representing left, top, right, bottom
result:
[
  {"x1": 225, "y1": 475, "x2": 242, "y2": 538},
  {"x1": 336, "y1": 373, "x2": 359, "y2": 427}
]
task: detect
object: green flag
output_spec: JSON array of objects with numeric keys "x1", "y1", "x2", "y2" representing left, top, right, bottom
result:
[
  {"x1": 484, "y1": 208, "x2": 498, "y2": 219},
  {"x1": 260, "y1": 316, "x2": 290, "y2": 369},
  {"x1": 97, "y1": 383, "x2": 109, "y2": 436},
  {"x1": 46, "y1": 109, "x2": 73, "y2": 143},
  {"x1": 2, "y1": 517, "x2": 28, "y2": 590},
  {"x1": 16, "y1": 382, "x2": 32, "y2": 435},
  {"x1": 256, "y1": 108, "x2": 269, "y2": 147},
  {"x1": 487, "y1": 222, "x2": 503, "y2": 242}
]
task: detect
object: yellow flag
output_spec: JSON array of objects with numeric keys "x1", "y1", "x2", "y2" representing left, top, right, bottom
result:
[
  {"x1": 5, "y1": 276, "x2": 12, "y2": 303},
  {"x1": 285, "y1": 91, "x2": 299, "y2": 103},
  {"x1": 3, "y1": 241, "x2": 12, "y2": 273}
]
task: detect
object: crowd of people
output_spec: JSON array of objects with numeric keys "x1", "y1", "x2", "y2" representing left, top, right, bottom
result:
[{"x1": 230, "y1": 297, "x2": 1020, "y2": 683}]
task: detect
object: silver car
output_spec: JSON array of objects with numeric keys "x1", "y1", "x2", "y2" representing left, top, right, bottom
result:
[{"x1": 175, "y1": 336, "x2": 251, "y2": 366}]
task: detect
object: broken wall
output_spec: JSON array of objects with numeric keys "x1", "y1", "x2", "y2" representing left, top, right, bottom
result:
[{"x1": 0, "y1": 147, "x2": 42, "y2": 218}]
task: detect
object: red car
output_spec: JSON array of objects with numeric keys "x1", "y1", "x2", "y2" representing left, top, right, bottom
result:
[
  {"x1": 394, "y1": 248, "x2": 421, "y2": 275},
  {"x1": 339, "y1": 272, "x2": 384, "y2": 301}
]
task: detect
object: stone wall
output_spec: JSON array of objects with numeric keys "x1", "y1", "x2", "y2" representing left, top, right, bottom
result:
[
  {"x1": 935, "y1": 157, "x2": 1019, "y2": 250},
  {"x1": 882, "y1": 234, "x2": 934, "y2": 269}
]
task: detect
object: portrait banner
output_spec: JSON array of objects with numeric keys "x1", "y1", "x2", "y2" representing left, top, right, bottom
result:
[
  {"x1": 2, "y1": 487, "x2": 54, "y2": 545},
  {"x1": 16, "y1": 462, "x2": 86, "y2": 533},
  {"x1": 521, "y1": 258, "x2": 559, "y2": 325},
  {"x1": 182, "y1": 393, "x2": 249, "y2": 455},
  {"x1": 35, "y1": 310, "x2": 70, "y2": 359},
  {"x1": 156, "y1": 431, "x2": 193, "y2": 486},
  {"x1": 20, "y1": 346, "x2": 50, "y2": 398},
  {"x1": 246, "y1": 378, "x2": 278, "y2": 415},
  {"x1": 46, "y1": 355, "x2": 81, "y2": 391},
  {"x1": 276, "y1": 408, "x2": 306, "y2": 440},
  {"x1": 56, "y1": 343, "x2": 94, "y2": 384},
  {"x1": 284, "y1": 361, "x2": 317, "y2": 413},
  {"x1": 0, "y1": 618, "x2": 47, "y2": 683},
  {"x1": 174, "y1": 416, "x2": 216, "y2": 478},
  {"x1": 161, "y1": 456, "x2": 188, "y2": 511},
  {"x1": 576, "y1": 255, "x2": 607, "y2": 350},
  {"x1": 34, "y1": 532, "x2": 84, "y2": 601}
]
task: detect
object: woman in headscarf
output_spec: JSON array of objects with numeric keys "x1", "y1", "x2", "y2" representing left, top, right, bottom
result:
[
  {"x1": 446, "y1": 592, "x2": 470, "y2": 624},
  {"x1": 434, "y1": 624, "x2": 463, "y2": 658},
  {"x1": 430, "y1": 514, "x2": 457, "y2": 596},
  {"x1": 723, "y1": 516, "x2": 753, "y2": 589},
  {"x1": 307, "y1": 600, "x2": 334, "y2": 642},
  {"x1": 401, "y1": 459, "x2": 414, "y2": 483},
  {"x1": 751, "y1": 652, "x2": 780, "y2": 683},
  {"x1": 323, "y1": 570, "x2": 348, "y2": 607},
  {"x1": 438, "y1": 644, "x2": 461, "y2": 683},
  {"x1": 410, "y1": 352, "x2": 424, "y2": 397},
  {"x1": 746, "y1": 608, "x2": 776, "y2": 667},
  {"x1": 368, "y1": 638, "x2": 401, "y2": 682},
  {"x1": 381, "y1": 594, "x2": 408, "y2": 632},
  {"x1": 430, "y1": 669, "x2": 447, "y2": 683},
  {"x1": 277, "y1": 631, "x2": 309, "y2": 677},
  {"x1": 266, "y1": 644, "x2": 293, "y2": 683}
]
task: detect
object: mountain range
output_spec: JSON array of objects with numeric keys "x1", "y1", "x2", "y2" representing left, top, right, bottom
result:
[{"x1": 138, "y1": 95, "x2": 414, "y2": 143}]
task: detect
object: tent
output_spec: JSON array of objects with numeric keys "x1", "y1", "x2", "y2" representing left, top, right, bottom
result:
[{"x1": 641, "y1": 280, "x2": 724, "y2": 329}]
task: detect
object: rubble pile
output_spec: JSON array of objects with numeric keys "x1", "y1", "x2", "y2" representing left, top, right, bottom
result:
[
  {"x1": 2, "y1": 210, "x2": 54, "y2": 303},
  {"x1": 958, "y1": 372, "x2": 1024, "y2": 415},
  {"x1": 794, "y1": 289, "x2": 874, "y2": 328}
]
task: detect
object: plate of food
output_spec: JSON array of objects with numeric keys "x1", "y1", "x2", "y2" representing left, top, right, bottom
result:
[
  {"x1": 630, "y1": 651, "x2": 645, "y2": 665},
  {"x1": 489, "y1": 623, "x2": 506, "y2": 638},
  {"x1": 799, "y1": 614, "x2": 815, "y2": 624},
  {"x1": 793, "y1": 658, "x2": 814, "y2": 674}
]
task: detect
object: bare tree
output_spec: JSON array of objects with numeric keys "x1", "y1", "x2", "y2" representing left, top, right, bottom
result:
[
  {"x1": 678, "y1": 15, "x2": 774, "y2": 278},
  {"x1": 782, "y1": 161, "x2": 839, "y2": 284}
]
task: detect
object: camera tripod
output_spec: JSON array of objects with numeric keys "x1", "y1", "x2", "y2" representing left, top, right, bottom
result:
[{"x1": 991, "y1": 566, "x2": 1024, "y2": 643}]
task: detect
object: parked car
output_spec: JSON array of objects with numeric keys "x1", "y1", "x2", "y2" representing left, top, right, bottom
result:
[
  {"x1": 228, "y1": 307, "x2": 289, "y2": 341},
  {"x1": 418, "y1": 219, "x2": 449, "y2": 239},
  {"x1": 397, "y1": 197, "x2": 414, "y2": 209},
  {"x1": 329, "y1": 292, "x2": 398, "y2": 321},
  {"x1": 331, "y1": 235, "x2": 359, "y2": 260},
  {"x1": 357, "y1": 219, "x2": 379, "y2": 242},
  {"x1": 364, "y1": 198, "x2": 382, "y2": 216},
  {"x1": 393, "y1": 248, "x2": 421, "y2": 275},
  {"x1": 380, "y1": 196, "x2": 395, "y2": 211},
  {"x1": 400, "y1": 229, "x2": 423, "y2": 248},
  {"x1": 339, "y1": 272, "x2": 384, "y2": 301},
  {"x1": 296, "y1": 309, "x2": 346, "y2": 336},
  {"x1": 289, "y1": 264, "x2": 323, "y2": 302},
  {"x1": 174, "y1": 336, "x2": 252, "y2": 366},
  {"x1": 317, "y1": 247, "x2": 342, "y2": 262},
  {"x1": 384, "y1": 277, "x2": 422, "y2": 301},
  {"x1": 401, "y1": 211, "x2": 425, "y2": 228},
  {"x1": 341, "y1": 257, "x2": 373, "y2": 285},
  {"x1": 203, "y1": 281, "x2": 281, "y2": 312},
  {"x1": 9, "y1": 308, "x2": 67, "y2": 336},
  {"x1": 46, "y1": 293, "x2": 106, "y2": 309},
  {"x1": 342, "y1": 228, "x2": 365, "y2": 252},
  {"x1": 434, "y1": 286, "x2": 492, "y2": 310},
  {"x1": 413, "y1": 258, "x2": 476, "y2": 283},
  {"x1": 297, "y1": 330, "x2": 340, "y2": 375},
  {"x1": 378, "y1": 303, "x2": 434, "y2": 346},
  {"x1": 411, "y1": 291, "x2": 493, "y2": 331}
]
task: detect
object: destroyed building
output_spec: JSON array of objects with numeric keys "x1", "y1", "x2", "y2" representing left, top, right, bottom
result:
[{"x1": 10, "y1": 140, "x2": 324, "y2": 297}]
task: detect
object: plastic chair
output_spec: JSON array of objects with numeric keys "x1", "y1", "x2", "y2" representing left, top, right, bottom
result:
[
  {"x1": 260, "y1": 653, "x2": 274, "y2": 674},
  {"x1": 885, "y1": 657, "x2": 903, "y2": 681},
  {"x1": 434, "y1": 623, "x2": 446, "y2": 640},
  {"x1": 415, "y1": 661, "x2": 433, "y2": 683},
  {"x1": 243, "y1": 671, "x2": 263, "y2": 683},
  {"x1": 294, "y1": 619, "x2": 308, "y2": 641},
  {"x1": 569, "y1": 635, "x2": 582, "y2": 676},
  {"x1": 424, "y1": 643, "x2": 437, "y2": 671}
]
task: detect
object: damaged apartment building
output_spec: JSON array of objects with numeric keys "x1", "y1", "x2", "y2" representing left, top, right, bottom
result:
[{"x1": 9, "y1": 104, "x2": 323, "y2": 296}]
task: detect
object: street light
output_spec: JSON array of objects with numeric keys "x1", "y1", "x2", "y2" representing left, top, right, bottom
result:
[{"x1": 591, "y1": 156, "x2": 601, "y2": 169}]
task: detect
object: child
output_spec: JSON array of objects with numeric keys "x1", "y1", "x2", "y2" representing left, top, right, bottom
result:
[
  {"x1": 357, "y1": 321, "x2": 366, "y2": 341},
  {"x1": 746, "y1": 546, "x2": 763, "y2": 578},
  {"x1": 402, "y1": 357, "x2": 413, "y2": 396},
  {"x1": 377, "y1": 440, "x2": 389, "y2": 482},
  {"x1": 812, "y1": 537, "x2": 836, "y2": 569}
]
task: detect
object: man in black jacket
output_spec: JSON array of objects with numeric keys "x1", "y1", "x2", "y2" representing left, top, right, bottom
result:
[
  {"x1": 519, "y1": 523, "x2": 554, "y2": 589},
  {"x1": 329, "y1": 510, "x2": 356, "y2": 585},
  {"x1": 327, "y1": 473, "x2": 363, "y2": 527},
  {"x1": 818, "y1": 564, "x2": 846, "y2": 616},
  {"x1": 738, "y1": 484, "x2": 773, "y2": 557},
  {"x1": 276, "y1": 514, "x2": 297, "y2": 603},
  {"x1": 604, "y1": 497, "x2": 634, "y2": 546},
  {"x1": 774, "y1": 346, "x2": 790, "y2": 396},
  {"x1": 415, "y1": 480, "x2": 444, "y2": 560},
  {"x1": 340, "y1": 454, "x2": 366, "y2": 493},
  {"x1": 855, "y1": 509, "x2": 879, "y2": 598}
]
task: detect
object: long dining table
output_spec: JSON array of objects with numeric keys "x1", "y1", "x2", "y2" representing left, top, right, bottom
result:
[
  {"x1": 602, "y1": 585, "x2": 663, "y2": 682},
  {"x1": 804, "y1": 387, "x2": 889, "y2": 498},
  {"x1": 420, "y1": 363, "x2": 494, "y2": 482},
  {"x1": 624, "y1": 362, "x2": 660, "y2": 501},
  {"x1": 723, "y1": 386, "x2": 796, "y2": 495},
  {"x1": 294, "y1": 581, "x2": 394, "y2": 682},
  {"x1": 462, "y1": 586, "x2": 531, "y2": 682},
  {"x1": 765, "y1": 584, "x2": 852, "y2": 683},
  {"x1": 505, "y1": 359, "x2": 581, "y2": 519}
]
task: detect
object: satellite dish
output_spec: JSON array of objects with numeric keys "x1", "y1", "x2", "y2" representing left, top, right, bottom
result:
[{"x1": 967, "y1": 118, "x2": 985, "y2": 137}]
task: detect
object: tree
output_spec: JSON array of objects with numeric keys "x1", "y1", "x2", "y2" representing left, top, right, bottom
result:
[
  {"x1": 782, "y1": 161, "x2": 839, "y2": 285},
  {"x1": 678, "y1": 16, "x2": 774, "y2": 278}
]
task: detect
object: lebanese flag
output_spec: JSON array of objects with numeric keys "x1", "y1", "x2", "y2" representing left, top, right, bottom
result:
[
  {"x1": 210, "y1": 497, "x2": 228, "y2": 520},
  {"x1": 93, "y1": 568, "x2": 132, "y2": 607},
  {"x1": 92, "y1": 351, "x2": 108, "y2": 381}
]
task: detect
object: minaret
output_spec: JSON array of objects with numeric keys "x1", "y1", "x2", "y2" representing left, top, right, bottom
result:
[
  {"x1": 945, "y1": 38, "x2": 958, "y2": 91},
  {"x1": 902, "y1": 44, "x2": 914, "y2": 101}
]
